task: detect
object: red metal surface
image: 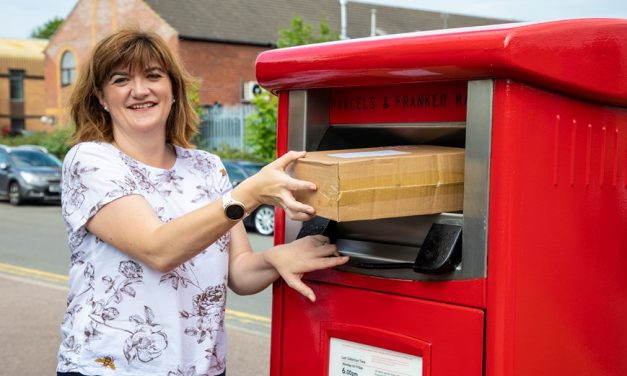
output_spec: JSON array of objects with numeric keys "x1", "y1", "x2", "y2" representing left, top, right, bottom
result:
[
  {"x1": 270, "y1": 91, "x2": 289, "y2": 376},
  {"x1": 278, "y1": 282, "x2": 485, "y2": 376},
  {"x1": 305, "y1": 270, "x2": 485, "y2": 309},
  {"x1": 257, "y1": 19, "x2": 627, "y2": 107},
  {"x1": 267, "y1": 18, "x2": 627, "y2": 376},
  {"x1": 486, "y1": 80, "x2": 627, "y2": 376},
  {"x1": 270, "y1": 84, "x2": 487, "y2": 372}
]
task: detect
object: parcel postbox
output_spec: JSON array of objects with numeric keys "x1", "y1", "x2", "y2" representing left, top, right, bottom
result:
[{"x1": 255, "y1": 19, "x2": 627, "y2": 376}]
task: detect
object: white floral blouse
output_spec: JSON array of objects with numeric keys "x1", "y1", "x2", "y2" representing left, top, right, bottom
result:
[{"x1": 57, "y1": 142, "x2": 231, "y2": 376}]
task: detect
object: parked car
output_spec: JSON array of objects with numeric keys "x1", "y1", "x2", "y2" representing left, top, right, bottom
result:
[
  {"x1": 222, "y1": 159, "x2": 275, "y2": 236},
  {"x1": 0, "y1": 145, "x2": 62, "y2": 205}
]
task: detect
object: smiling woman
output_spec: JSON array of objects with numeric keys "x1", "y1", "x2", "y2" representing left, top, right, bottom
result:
[
  {"x1": 69, "y1": 30, "x2": 197, "y2": 152},
  {"x1": 97, "y1": 63, "x2": 175, "y2": 163},
  {"x1": 55, "y1": 30, "x2": 347, "y2": 376}
]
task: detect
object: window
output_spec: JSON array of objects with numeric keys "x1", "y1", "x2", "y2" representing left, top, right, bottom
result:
[
  {"x1": 11, "y1": 118, "x2": 25, "y2": 131},
  {"x1": 60, "y1": 51, "x2": 76, "y2": 86},
  {"x1": 9, "y1": 70, "x2": 24, "y2": 101}
]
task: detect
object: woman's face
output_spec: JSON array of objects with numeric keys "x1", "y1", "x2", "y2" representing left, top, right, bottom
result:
[{"x1": 98, "y1": 62, "x2": 173, "y2": 140}]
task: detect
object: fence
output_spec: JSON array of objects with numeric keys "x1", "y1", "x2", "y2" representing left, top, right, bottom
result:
[{"x1": 198, "y1": 104, "x2": 256, "y2": 151}]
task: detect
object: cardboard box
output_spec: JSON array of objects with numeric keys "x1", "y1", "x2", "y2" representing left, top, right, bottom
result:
[{"x1": 292, "y1": 145, "x2": 464, "y2": 222}]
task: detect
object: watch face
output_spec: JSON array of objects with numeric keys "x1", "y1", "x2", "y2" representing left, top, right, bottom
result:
[{"x1": 225, "y1": 204, "x2": 245, "y2": 220}]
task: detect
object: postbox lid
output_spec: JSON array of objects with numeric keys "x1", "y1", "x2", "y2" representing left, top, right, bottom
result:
[{"x1": 256, "y1": 18, "x2": 627, "y2": 107}]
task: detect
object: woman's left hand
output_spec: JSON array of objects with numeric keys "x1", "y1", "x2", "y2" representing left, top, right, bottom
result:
[
  {"x1": 234, "y1": 151, "x2": 317, "y2": 222},
  {"x1": 263, "y1": 235, "x2": 349, "y2": 302}
]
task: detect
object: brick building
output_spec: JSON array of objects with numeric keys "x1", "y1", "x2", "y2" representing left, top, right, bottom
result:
[
  {"x1": 44, "y1": 0, "x2": 510, "y2": 128},
  {"x1": 0, "y1": 38, "x2": 49, "y2": 135}
]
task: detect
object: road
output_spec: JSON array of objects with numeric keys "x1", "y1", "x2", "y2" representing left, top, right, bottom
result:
[{"x1": 0, "y1": 202, "x2": 275, "y2": 375}]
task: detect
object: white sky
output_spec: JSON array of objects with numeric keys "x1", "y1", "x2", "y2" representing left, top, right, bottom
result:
[
  {"x1": 0, "y1": 0, "x2": 626, "y2": 39},
  {"x1": 360, "y1": 0, "x2": 627, "y2": 22}
]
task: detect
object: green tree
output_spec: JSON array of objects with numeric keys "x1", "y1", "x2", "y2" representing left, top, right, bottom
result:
[
  {"x1": 244, "y1": 92, "x2": 278, "y2": 161},
  {"x1": 276, "y1": 16, "x2": 339, "y2": 48},
  {"x1": 245, "y1": 16, "x2": 339, "y2": 162},
  {"x1": 30, "y1": 16, "x2": 64, "y2": 39}
]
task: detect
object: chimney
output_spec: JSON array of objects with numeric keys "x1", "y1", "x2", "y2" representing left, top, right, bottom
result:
[
  {"x1": 370, "y1": 9, "x2": 377, "y2": 36},
  {"x1": 339, "y1": 0, "x2": 348, "y2": 39}
]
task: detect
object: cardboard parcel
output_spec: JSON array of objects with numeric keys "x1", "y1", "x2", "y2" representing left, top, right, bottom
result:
[{"x1": 292, "y1": 146, "x2": 464, "y2": 222}]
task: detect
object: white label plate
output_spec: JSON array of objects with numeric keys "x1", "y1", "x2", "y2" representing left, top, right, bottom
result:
[{"x1": 328, "y1": 337, "x2": 423, "y2": 376}]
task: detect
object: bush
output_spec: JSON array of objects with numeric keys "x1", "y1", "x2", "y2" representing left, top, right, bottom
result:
[
  {"x1": 244, "y1": 92, "x2": 278, "y2": 163},
  {"x1": 206, "y1": 144, "x2": 265, "y2": 163},
  {"x1": 0, "y1": 127, "x2": 263, "y2": 163},
  {"x1": 0, "y1": 127, "x2": 72, "y2": 159}
]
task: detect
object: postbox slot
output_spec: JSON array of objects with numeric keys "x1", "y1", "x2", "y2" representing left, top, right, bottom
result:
[
  {"x1": 338, "y1": 239, "x2": 417, "y2": 264},
  {"x1": 340, "y1": 215, "x2": 463, "y2": 280},
  {"x1": 317, "y1": 123, "x2": 466, "y2": 151},
  {"x1": 313, "y1": 123, "x2": 466, "y2": 280},
  {"x1": 297, "y1": 213, "x2": 463, "y2": 280},
  {"x1": 286, "y1": 83, "x2": 492, "y2": 281}
]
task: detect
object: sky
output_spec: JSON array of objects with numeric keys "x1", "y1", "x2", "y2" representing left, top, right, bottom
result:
[{"x1": 0, "y1": 0, "x2": 626, "y2": 39}]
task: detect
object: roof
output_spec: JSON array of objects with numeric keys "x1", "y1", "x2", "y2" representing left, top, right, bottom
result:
[
  {"x1": 0, "y1": 38, "x2": 48, "y2": 59},
  {"x1": 0, "y1": 38, "x2": 48, "y2": 75},
  {"x1": 143, "y1": 0, "x2": 511, "y2": 46}
]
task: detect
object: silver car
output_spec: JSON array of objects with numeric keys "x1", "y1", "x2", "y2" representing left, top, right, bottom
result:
[{"x1": 0, "y1": 145, "x2": 62, "y2": 205}]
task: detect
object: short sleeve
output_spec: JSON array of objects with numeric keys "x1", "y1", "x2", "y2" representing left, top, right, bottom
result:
[
  {"x1": 61, "y1": 142, "x2": 140, "y2": 233},
  {"x1": 212, "y1": 156, "x2": 234, "y2": 196}
]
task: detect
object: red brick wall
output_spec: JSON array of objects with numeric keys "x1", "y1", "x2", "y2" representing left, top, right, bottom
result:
[
  {"x1": 44, "y1": 0, "x2": 272, "y2": 127},
  {"x1": 178, "y1": 40, "x2": 270, "y2": 106}
]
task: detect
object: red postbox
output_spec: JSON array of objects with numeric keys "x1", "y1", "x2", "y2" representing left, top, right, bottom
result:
[{"x1": 255, "y1": 19, "x2": 627, "y2": 376}]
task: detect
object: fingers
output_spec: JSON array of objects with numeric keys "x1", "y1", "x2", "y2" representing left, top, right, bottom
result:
[
  {"x1": 286, "y1": 177, "x2": 316, "y2": 192},
  {"x1": 283, "y1": 202, "x2": 315, "y2": 219},
  {"x1": 280, "y1": 191, "x2": 315, "y2": 220},
  {"x1": 306, "y1": 236, "x2": 337, "y2": 255},
  {"x1": 301, "y1": 236, "x2": 350, "y2": 268},
  {"x1": 248, "y1": 151, "x2": 315, "y2": 211},
  {"x1": 283, "y1": 275, "x2": 316, "y2": 302},
  {"x1": 282, "y1": 253, "x2": 348, "y2": 303},
  {"x1": 286, "y1": 210, "x2": 316, "y2": 222},
  {"x1": 309, "y1": 234, "x2": 330, "y2": 244},
  {"x1": 275, "y1": 235, "x2": 350, "y2": 302},
  {"x1": 273, "y1": 150, "x2": 307, "y2": 170},
  {"x1": 320, "y1": 255, "x2": 350, "y2": 268}
]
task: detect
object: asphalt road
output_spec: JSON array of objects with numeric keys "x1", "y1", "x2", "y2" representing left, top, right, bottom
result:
[{"x1": 0, "y1": 201, "x2": 275, "y2": 375}]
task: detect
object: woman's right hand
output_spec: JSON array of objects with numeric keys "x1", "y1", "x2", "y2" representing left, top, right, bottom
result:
[
  {"x1": 263, "y1": 235, "x2": 349, "y2": 302},
  {"x1": 234, "y1": 151, "x2": 317, "y2": 221}
]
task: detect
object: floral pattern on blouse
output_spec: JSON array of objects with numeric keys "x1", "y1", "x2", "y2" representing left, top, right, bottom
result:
[{"x1": 58, "y1": 142, "x2": 231, "y2": 376}]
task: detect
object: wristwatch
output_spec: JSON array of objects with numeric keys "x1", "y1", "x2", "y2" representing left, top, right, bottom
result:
[{"x1": 222, "y1": 191, "x2": 247, "y2": 221}]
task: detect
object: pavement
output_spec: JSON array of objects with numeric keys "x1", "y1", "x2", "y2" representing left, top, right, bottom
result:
[{"x1": 0, "y1": 273, "x2": 270, "y2": 375}]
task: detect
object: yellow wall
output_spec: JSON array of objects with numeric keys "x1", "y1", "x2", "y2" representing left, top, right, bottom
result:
[{"x1": 0, "y1": 38, "x2": 48, "y2": 133}]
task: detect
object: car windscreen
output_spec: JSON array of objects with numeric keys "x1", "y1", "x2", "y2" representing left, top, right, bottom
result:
[
  {"x1": 241, "y1": 163, "x2": 263, "y2": 176},
  {"x1": 223, "y1": 162, "x2": 247, "y2": 182},
  {"x1": 9, "y1": 150, "x2": 62, "y2": 168}
]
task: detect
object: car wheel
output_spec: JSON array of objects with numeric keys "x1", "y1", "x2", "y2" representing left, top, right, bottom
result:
[
  {"x1": 9, "y1": 181, "x2": 22, "y2": 206},
  {"x1": 253, "y1": 205, "x2": 275, "y2": 236}
]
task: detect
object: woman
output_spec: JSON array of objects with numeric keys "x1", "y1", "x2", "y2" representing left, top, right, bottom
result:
[{"x1": 57, "y1": 30, "x2": 347, "y2": 376}]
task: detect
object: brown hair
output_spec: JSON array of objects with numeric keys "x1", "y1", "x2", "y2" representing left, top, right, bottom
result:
[{"x1": 69, "y1": 29, "x2": 198, "y2": 148}]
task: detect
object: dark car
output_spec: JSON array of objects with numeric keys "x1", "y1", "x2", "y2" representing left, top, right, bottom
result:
[
  {"x1": 222, "y1": 160, "x2": 274, "y2": 236},
  {"x1": 0, "y1": 145, "x2": 62, "y2": 205}
]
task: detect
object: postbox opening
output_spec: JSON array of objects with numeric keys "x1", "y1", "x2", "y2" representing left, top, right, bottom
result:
[
  {"x1": 285, "y1": 82, "x2": 490, "y2": 281},
  {"x1": 301, "y1": 121, "x2": 466, "y2": 280}
]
